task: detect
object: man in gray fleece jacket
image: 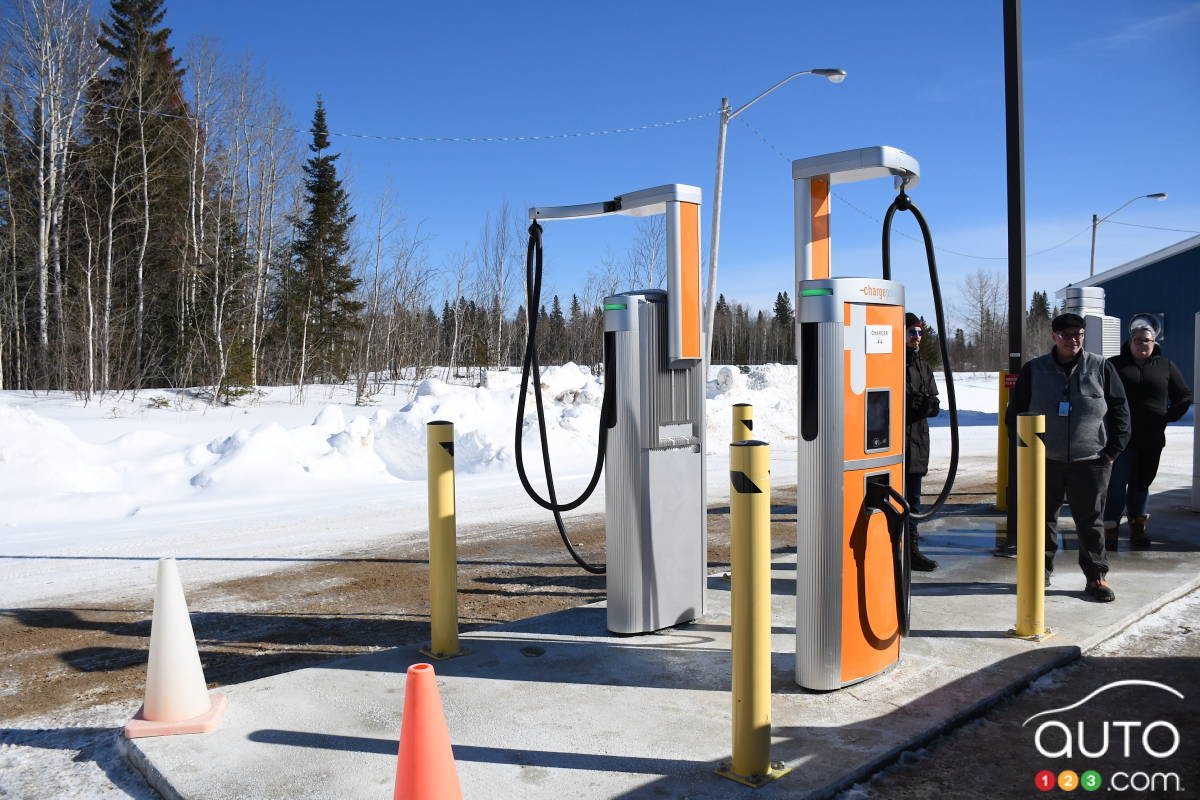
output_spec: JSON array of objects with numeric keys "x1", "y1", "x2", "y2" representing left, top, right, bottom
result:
[{"x1": 1005, "y1": 313, "x2": 1131, "y2": 602}]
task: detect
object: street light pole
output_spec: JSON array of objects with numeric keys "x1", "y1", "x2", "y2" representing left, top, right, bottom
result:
[
  {"x1": 703, "y1": 68, "x2": 845, "y2": 368},
  {"x1": 706, "y1": 96, "x2": 731, "y2": 368},
  {"x1": 1089, "y1": 213, "x2": 1099, "y2": 278},
  {"x1": 1089, "y1": 193, "x2": 1168, "y2": 277}
]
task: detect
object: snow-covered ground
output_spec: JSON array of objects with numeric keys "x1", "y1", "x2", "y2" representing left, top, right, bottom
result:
[
  {"x1": 0, "y1": 367, "x2": 1192, "y2": 607},
  {"x1": 0, "y1": 365, "x2": 1194, "y2": 800}
]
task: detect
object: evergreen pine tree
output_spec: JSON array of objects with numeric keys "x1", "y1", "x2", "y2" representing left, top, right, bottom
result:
[
  {"x1": 285, "y1": 98, "x2": 361, "y2": 382},
  {"x1": 951, "y1": 327, "x2": 968, "y2": 367},
  {"x1": 512, "y1": 304, "x2": 528, "y2": 365},
  {"x1": 917, "y1": 316, "x2": 942, "y2": 367},
  {"x1": 1025, "y1": 290, "x2": 1053, "y2": 357},
  {"x1": 714, "y1": 293, "x2": 730, "y2": 363},
  {"x1": 96, "y1": 0, "x2": 193, "y2": 385},
  {"x1": 771, "y1": 291, "x2": 793, "y2": 326},
  {"x1": 440, "y1": 300, "x2": 454, "y2": 353},
  {"x1": 1029, "y1": 290, "x2": 1050, "y2": 321},
  {"x1": 548, "y1": 295, "x2": 566, "y2": 363},
  {"x1": 568, "y1": 293, "x2": 584, "y2": 362},
  {"x1": 772, "y1": 291, "x2": 794, "y2": 362}
]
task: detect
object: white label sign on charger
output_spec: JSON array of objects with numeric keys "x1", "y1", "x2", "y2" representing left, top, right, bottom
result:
[{"x1": 865, "y1": 325, "x2": 892, "y2": 354}]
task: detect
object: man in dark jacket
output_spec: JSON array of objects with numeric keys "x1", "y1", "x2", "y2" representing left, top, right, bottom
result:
[
  {"x1": 1006, "y1": 313, "x2": 1131, "y2": 602},
  {"x1": 1103, "y1": 325, "x2": 1193, "y2": 548},
  {"x1": 905, "y1": 312, "x2": 939, "y2": 571}
]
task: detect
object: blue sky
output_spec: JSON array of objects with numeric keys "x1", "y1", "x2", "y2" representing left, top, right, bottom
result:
[{"x1": 162, "y1": 1, "x2": 1200, "y2": 328}]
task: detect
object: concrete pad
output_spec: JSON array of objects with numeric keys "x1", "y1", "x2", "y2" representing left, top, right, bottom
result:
[{"x1": 122, "y1": 509, "x2": 1200, "y2": 799}]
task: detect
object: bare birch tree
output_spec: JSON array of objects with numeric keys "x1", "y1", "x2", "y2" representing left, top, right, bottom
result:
[
  {"x1": 954, "y1": 268, "x2": 1007, "y2": 369},
  {"x1": 6, "y1": 0, "x2": 103, "y2": 385}
]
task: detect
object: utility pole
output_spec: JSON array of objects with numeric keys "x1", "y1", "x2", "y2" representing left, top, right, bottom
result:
[{"x1": 1001, "y1": 0, "x2": 1026, "y2": 552}]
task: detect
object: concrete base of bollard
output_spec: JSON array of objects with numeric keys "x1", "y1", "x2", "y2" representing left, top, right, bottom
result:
[
  {"x1": 418, "y1": 646, "x2": 470, "y2": 661},
  {"x1": 714, "y1": 761, "x2": 793, "y2": 788},
  {"x1": 1005, "y1": 628, "x2": 1056, "y2": 643}
]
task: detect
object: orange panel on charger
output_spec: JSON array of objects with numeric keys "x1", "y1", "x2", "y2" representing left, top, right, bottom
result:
[
  {"x1": 839, "y1": 303, "x2": 904, "y2": 683},
  {"x1": 675, "y1": 201, "x2": 701, "y2": 362}
]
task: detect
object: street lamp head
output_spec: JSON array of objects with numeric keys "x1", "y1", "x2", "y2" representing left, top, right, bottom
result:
[
  {"x1": 1146, "y1": 192, "x2": 1167, "y2": 200},
  {"x1": 812, "y1": 68, "x2": 847, "y2": 83}
]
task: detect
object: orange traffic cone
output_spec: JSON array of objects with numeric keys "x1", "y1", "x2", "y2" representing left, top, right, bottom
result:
[
  {"x1": 124, "y1": 557, "x2": 227, "y2": 739},
  {"x1": 394, "y1": 663, "x2": 463, "y2": 800}
]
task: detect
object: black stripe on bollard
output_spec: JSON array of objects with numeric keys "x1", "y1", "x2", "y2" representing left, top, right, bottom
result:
[
  {"x1": 439, "y1": 441, "x2": 454, "y2": 457},
  {"x1": 730, "y1": 471, "x2": 762, "y2": 494},
  {"x1": 742, "y1": 419, "x2": 754, "y2": 431}
]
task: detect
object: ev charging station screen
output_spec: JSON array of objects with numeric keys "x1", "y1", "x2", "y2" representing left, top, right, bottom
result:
[{"x1": 865, "y1": 389, "x2": 890, "y2": 452}]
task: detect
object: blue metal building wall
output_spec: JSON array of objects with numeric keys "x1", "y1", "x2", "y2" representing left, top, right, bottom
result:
[{"x1": 1094, "y1": 244, "x2": 1200, "y2": 389}]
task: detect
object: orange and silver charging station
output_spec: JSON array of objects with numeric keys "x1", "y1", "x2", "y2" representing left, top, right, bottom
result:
[{"x1": 793, "y1": 147, "x2": 922, "y2": 690}]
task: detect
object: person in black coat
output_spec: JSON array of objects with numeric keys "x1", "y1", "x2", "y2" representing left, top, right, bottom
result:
[
  {"x1": 904, "y1": 312, "x2": 940, "y2": 571},
  {"x1": 1103, "y1": 324, "x2": 1193, "y2": 548}
]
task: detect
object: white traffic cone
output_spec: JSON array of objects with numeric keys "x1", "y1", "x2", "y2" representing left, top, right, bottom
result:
[{"x1": 124, "y1": 557, "x2": 227, "y2": 738}]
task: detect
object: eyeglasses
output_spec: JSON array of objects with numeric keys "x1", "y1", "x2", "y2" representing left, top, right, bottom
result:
[
  {"x1": 1133, "y1": 338, "x2": 1154, "y2": 344},
  {"x1": 1057, "y1": 330, "x2": 1084, "y2": 340},
  {"x1": 907, "y1": 328, "x2": 923, "y2": 338}
]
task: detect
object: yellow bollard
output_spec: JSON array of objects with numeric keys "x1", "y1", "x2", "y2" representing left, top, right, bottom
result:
[
  {"x1": 1008, "y1": 413, "x2": 1054, "y2": 641},
  {"x1": 995, "y1": 371, "x2": 1010, "y2": 512},
  {"x1": 422, "y1": 420, "x2": 466, "y2": 659},
  {"x1": 719, "y1": 404, "x2": 756, "y2": 582},
  {"x1": 716, "y1": 440, "x2": 790, "y2": 787},
  {"x1": 732, "y1": 403, "x2": 753, "y2": 443}
]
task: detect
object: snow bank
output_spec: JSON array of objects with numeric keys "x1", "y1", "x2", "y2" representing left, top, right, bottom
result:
[
  {"x1": 0, "y1": 366, "x2": 1018, "y2": 530},
  {"x1": 0, "y1": 365, "x2": 612, "y2": 527}
]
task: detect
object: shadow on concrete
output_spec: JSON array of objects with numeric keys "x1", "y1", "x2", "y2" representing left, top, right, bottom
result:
[
  {"x1": 910, "y1": 581, "x2": 1013, "y2": 596},
  {"x1": 689, "y1": 622, "x2": 797, "y2": 637},
  {"x1": 247, "y1": 729, "x2": 714, "y2": 773},
  {"x1": 704, "y1": 576, "x2": 797, "y2": 596},
  {"x1": 244, "y1": 650, "x2": 1200, "y2": 799},
  {"x1": 906, "y1": 629, "x2": 1014, "y2": 639},
  {"x1": 925, "y1": 502, "x2": 1003, "y2": 517},
  {"x1": 707, "y1": 505, "x2": 798, "y2": 517}
]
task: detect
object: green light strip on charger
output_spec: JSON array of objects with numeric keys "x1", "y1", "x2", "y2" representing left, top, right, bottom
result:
[
  {"x1": 603, "y1": 303, "x2": 627, "y2": 310},
  {"x1": 801, "y1": 288, "x2": 834, "y2": 296}
]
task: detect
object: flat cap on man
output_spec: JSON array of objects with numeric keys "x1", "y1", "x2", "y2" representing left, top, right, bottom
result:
[{"x1": 1052, "y1": 312, "x2": 1086, "y2": 332}]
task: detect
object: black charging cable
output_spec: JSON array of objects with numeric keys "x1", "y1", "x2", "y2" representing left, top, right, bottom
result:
[
  {"x1": 513, "y1": 221, "x2": 612, "y2": 574},
  {"x1": 882, "y1": 191, "x2": 959, "y2": 521},
  {"x1": 864, "y1": 481, "x2": 912, "y2": 637}
]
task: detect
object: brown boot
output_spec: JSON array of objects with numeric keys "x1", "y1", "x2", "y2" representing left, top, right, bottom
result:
[
  {"x1": 1103, "y1": 521, "x2": 1118, "y2": 552},
  {"x1": 1130, "y1": 515, "x2": 1151, "y2": 549},
  {"x1": 1085, "y1": 578, "x2": 1115, "y2": 602}
]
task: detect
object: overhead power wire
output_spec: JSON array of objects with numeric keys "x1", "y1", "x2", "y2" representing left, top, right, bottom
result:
[
  {"x1": 1105, "y1": 220, "x2": 1200, "y2": 235},
  {"x1": 11, "y1": 81, "x2": 718, "y2": 143}
]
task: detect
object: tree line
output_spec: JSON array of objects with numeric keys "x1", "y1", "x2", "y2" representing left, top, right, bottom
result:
[
  {"x1": 948, "y1": 269, "x2": 1056, "y2": 370},
  {"x1": 0, "y1": 0, "x2": 313, "y2": 398},
  {"x1": 0, "y1": 1, "x2": 1057, "y2": 403}
]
